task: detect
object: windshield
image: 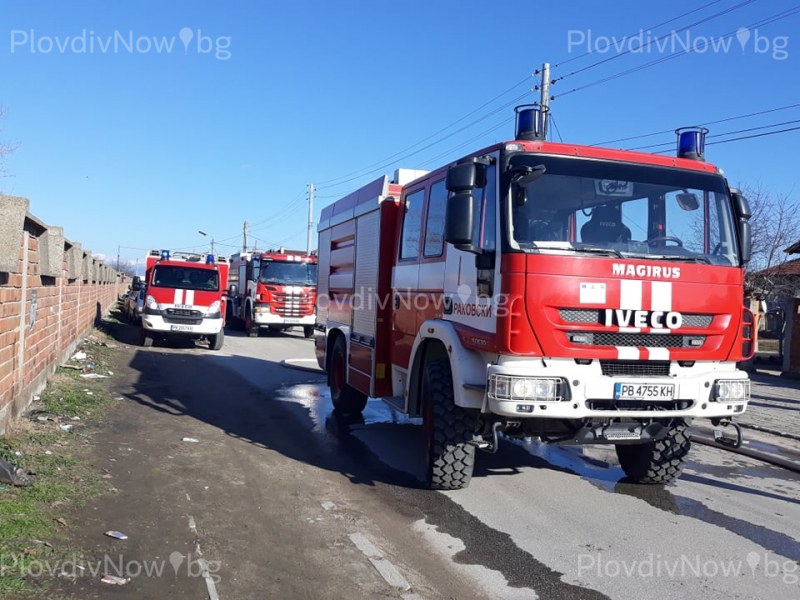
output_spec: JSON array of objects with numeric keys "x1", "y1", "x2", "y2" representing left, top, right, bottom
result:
[
  {"x1": 258, "y1": 261, "x2": 317, "y2": 286},
  {"x1": 505, "y1": 154, "x2": 740, "y2": 266},
  {"x1": 151, "y1": 266, "x2": 219, "y2": 291}
]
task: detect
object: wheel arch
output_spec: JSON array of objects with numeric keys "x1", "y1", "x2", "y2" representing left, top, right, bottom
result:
[
  {"x1": 324, "y1": 325, "x2": 351, "y2": 386},
  {"x1": 407, "y1": 320, "x2": 487, "y2": 416}
]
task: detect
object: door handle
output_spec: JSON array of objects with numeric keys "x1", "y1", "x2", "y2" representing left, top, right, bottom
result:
[{"x1": 394, "y1": 294, "x2": 400, "y2": 309}]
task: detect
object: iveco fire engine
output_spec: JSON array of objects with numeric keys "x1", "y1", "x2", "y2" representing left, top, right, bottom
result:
[
  {"x1": 141, "y1": 249, "x2": 229, "y2": 350},
  {"x1": 315, "y1": 107, "x2": 753, "y2": 490},
  {"x1": 228, "y1": 250, "x2": 318, "y2": 337}
]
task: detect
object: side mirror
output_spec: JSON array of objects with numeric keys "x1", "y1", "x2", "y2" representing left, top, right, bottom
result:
[
  {"x1": 446, "y1": 161, "x2": 486, "y2": 192},
  {"x1": 730, "y1": 190, "x2": 752, "y2": 263},
  {"x1": 445, "y1": 192, "x2": 475, "y2": 247},
  {"x1": 228, "y1": 283, "x2": 238, "y2": 297}
]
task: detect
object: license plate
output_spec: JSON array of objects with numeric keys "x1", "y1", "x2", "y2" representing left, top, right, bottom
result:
[
  {"x1": 614, "y1": 383, "x2": 675, "y2": 400},
  {"x1": 170, "y1": 325, "x2": 194, "y2": 332},
  {"x1": 283, "y1": 318, "x2": 301, "y2": 324}
]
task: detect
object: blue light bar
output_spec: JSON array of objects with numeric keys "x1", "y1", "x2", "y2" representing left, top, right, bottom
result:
[
  {"x1": 514, "y1": 104, "x2": 546, "y2": 141},
  {"x1": 675, "y1": 126, "x2": 708, "y2": 160},
  {"x1": 205, "y1": 254, "x2": 215, "y2": 265},
  {"x1": 160, "y1": 249, "x2": 170, "y2": 260}
]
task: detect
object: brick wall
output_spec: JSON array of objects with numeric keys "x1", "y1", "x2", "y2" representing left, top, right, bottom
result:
[{"x1": 0, "y1": 196, "x2": 127, "y2": 433}]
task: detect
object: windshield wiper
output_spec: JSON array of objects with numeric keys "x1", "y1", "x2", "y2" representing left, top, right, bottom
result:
[
  {"x1": 571, "y1": 245, "x2": 623, "y2": 258},
  {"x1": 631, "y1": 253, "x2": 711, "y2": 264}
]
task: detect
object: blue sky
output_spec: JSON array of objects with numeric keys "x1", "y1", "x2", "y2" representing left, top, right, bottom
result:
[{"x1": 1, "y1": 0, "x2": 798, "y2": 269}]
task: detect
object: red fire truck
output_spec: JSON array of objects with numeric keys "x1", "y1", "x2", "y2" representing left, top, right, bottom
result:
[
  {"x1": 316, "y1": 107, "x2": 753, "y2": 490},
  {"x1": 140, "y1": 249, "x2": 229, "y2": 350},
  {"x1": 228, "y1": 250, "x2": 318, "y2": 338}
]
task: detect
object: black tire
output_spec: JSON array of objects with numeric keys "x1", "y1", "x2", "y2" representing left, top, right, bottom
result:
[
  {"x1": 209, "y1": 328, "x2": 224, "y2": 351},
  {"x1": 423, "y1": 359, "x2": 476, "y2": 490},
  {"x1": 303, "y1": 326, "x2": 314, "y2": 339},
  {"x1": 245, "y1": 310, "x2": 259, "y2": 337},
  {"x1": 329, "y1": 336, "x2": 367, "y2": 415},
  {"x1": 140, "y1": 329, "x2": 154, "y2": 348},
  {"x1": 615, "y1": 421, "x2": 691, "y2": 484}
]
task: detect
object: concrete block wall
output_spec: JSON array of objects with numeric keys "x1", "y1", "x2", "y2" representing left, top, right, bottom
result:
[{"x1": 0, "y1": 195, "x2": 128, "y2": 434}]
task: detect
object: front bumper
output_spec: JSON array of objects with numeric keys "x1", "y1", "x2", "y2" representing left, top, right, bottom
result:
[
  {"x1": 253, "y1": 311, "x2": 315, "y2": 327},
  {"x1": 142, "y1": 315, "x2": 222, "y2": 336},
  {"x1": 484, "y1": 357, "x2": 749, "y2": 420}
]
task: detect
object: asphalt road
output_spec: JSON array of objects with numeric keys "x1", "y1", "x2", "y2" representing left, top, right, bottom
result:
[{"x1": 57, "y1": 325, "x2": 800, "y2": 599}]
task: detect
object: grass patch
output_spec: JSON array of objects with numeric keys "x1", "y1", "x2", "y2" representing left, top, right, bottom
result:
[{"x1": 0, "y1": 332, "x2": 119, "y2": 596}]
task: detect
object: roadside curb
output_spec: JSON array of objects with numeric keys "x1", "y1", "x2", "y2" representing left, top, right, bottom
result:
[{"x1": 280, "y1": 359, "x2": 325, "y2": 375}]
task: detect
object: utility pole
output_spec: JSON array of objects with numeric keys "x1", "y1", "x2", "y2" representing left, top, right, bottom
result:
[
  {"x1": 307, "y1": 183, "x2": 315, "y2": 255},
  {"x1": 539, "y1": 62, "x2": 551, "y2": 140},
  {"x1": 116, "y1": 245, "x2": 120, "y2": 271},
  {"x1": 243, "y1": 221, "x2": 248, "y2": 253}
]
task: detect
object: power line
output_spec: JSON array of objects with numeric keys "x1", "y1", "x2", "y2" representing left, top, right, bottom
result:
[
  {"x1": 553, "y1": 4, "x2": 800, "y2": 99},
  {"x1": 590, "y1": 102, "x2": 800, "y2": 146},
  {"x1": 627, "y1": 118, "x2": 800, "y2": 151},
  {"x1": 553, "y1": 0, "x2": 728, "y2": 69},
  {"x1": 553, "y1": 0, "x2": 757, "y2": 83},
  {"x1": 648, "y1": 124, "x2": 800, "y2": 154},
  {"x1": 315, "y1": 89, "x2": 532, "y2": 191},
  {"x1": 314, "y1": 74, "x2": 533, "y2": 187}
]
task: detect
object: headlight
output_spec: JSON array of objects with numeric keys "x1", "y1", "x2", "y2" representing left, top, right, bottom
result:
[
  {"x1": 713, "y1": 379, "x2": 750, "y2": 402},
  {"x1": 143, "y1": 295, "x2": 161, "y2": 314},
  {"x1": 489, "y1": 375, "x2": 565, "y2": 402},
  {"x1": 208, "y1": 300, "x2": 221, "y2": 314},
  {"x1": 254, "y1": 304, "x2": 270, "y2": 314}
]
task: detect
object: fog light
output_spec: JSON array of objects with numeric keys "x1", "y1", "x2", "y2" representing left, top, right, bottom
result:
[
  {"x1": 713, "y1": 379, "x2": 750, "y2": 402},
  {"x1": 489, "y1": 375, "x2": 566, "y2": 402}
]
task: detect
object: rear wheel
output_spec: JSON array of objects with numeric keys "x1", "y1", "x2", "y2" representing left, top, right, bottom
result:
[
  {"x1": 303, "y1": 326, "x2": 314, "y2": 339},
  {"x1": 615, "y1": 421, "x2": 691, "y2": 484},
  {"x1": 423, "y1": 359, "x2": 476, "y2": 490},
  {"x1": 329, "y1": 336, "x2": 367, "y2": 415},
  {"x1": 209, "y1": 328, "x2": 224, "y2": 351}
]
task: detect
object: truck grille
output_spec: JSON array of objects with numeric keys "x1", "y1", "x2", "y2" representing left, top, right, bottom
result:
[
  {"x1": 166, "y1": 308, "x2": 203, "y2": 318},
  {"x1": 600, "y1": 361, "x2": 671, "y2": 377},
  {"x1": 587, "y1": 399, "x2": 693, "y2": 411},
  {"x1": 571, "y1": 332, "x2": 705, "y2": 348},
  {"x1": 559, "y1": 309, "x2": 713, "y2": 328},
  {"x1": 272, "y1": 292, "x2": 314, "y2": 317},
  {"x1": 164, "y1": 308, "x2": 203, "y2": 325}
]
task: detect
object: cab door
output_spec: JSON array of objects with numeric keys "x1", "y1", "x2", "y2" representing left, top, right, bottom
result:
[{"x1": 391, "y1": 185, "x2": 426, "y2": 369}]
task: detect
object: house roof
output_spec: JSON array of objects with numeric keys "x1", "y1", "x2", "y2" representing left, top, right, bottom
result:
[{"x1": 756, "y1": 257, "x2": 800, "y2": 276}]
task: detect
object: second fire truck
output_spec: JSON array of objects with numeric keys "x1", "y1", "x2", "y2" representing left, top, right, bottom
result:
[
  {"x1": 315, "y1": 107, "x2": 753, "y2": 490},
  {"x1": 228, "y1": 249, "x2": 318, "y2": 337}
]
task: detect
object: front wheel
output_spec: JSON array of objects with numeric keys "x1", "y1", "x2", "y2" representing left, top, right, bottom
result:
[
  {"x1": 245, "y1": 311, "x2": 259, "y2": 337},
  {"x1": 615, "y1": 421, "x2": 691, "y2": 484},
  {"x1": 329, "y1": 336, "x2": 367, "y2": 415},
  {"x1": 209, "y1": 328, "x2": 224, "y2": 351},
  {"x1": 140, "y1": 329, "x2": 154, "y2": 348},
  {"x1": 423, "y1": 359, "x2": 476, "y2": 490}
]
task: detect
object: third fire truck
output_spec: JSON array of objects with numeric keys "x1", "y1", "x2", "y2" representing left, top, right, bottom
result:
[
  {"x1": 315, "y1": 107, "x2": 753, "y2": 490},
  {"x1": 141, "y1": 249, "x2": 229, "y2": 350},
  {"x1": 228, "y1": 250, "x2": 318, "y2": 337}
]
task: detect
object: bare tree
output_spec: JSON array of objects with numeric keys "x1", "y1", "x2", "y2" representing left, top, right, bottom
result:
[{"x1": 741, "y1": 182, "x2": 800, "y2": 304}]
